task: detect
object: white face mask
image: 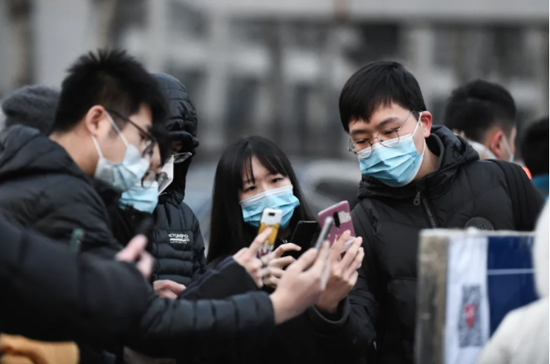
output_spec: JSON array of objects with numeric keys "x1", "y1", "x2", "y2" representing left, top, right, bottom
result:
[
  {"x1": 92, "y1": 112, "x2": 150, "y2": 192},
  {"x1": 158, "y1": 156, "x2": 174, "y2": 195},
  {"x1": 502, "y1": 136, "x2": 515, "y2": 163}
]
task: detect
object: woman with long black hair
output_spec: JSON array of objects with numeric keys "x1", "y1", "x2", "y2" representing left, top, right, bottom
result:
[
  {"x1": 208, "y1": 136, "x2": 314, "y2": 270},
  {"x1": 197, "y1": 136, "x2": 366, "y2": 363}
]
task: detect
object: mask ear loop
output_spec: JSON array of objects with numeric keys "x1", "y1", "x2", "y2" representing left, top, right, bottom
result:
[
  {"x1": 91, "y1": 136, "x2": 105, "y2": 159},
  {"x1": 105, "y1": 111, "x2": 130, "y2": 147},
  {"x1": 414, "y1": 111, "x2": 427, "y2": 157}
]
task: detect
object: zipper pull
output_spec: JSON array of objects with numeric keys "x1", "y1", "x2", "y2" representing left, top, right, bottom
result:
[{"x1": 413, "y1": 191, "x2": 421, "y2": 206}]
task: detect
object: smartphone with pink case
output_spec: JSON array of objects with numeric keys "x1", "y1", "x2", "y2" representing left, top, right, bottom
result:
[{"x1": 318, "y1": 201, "x2": 356, "y2": 253}]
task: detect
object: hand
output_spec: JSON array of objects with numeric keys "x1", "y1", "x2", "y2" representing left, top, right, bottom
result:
[
  {"x1": 270, "y1": 241, "x2": 331, "y2": 325},
  {"x1": 233, "y1": 228, "x2": 272, "y2": 288},
  {"x1": 154, "y1": 280, "x2": 186, "y2": 300},
  {"x1": 315, "y1": 231, "x2": 364, "y2": 314},
  {"x1": 116, "y1": 235, "x2": 154, "y2": 279},
  {"x1": 261, "y1": 243, "x2": 301, "y2": 288}
]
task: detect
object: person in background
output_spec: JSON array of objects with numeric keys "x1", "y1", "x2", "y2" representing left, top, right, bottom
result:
[
  {"x1": 146, "y1": 73, "x2": 206, "y2": 298},
  {"x1": 1, "y1": 85, "x2": 59, "y2": 134},
  {"x1": 202, "y1": 136, "x2": 365, "y2": 363},
  {"x1": 520, "y1": 117, "x2": 549, "y2": 198},
  {"x1": 444, "y1": 80, "x2": 517, "y2": 161},
  {"x1": 477, "y1": 202, "x2": 549, "y2": 364},
  {"x1": 333, "y1": 61, "x2": 544, "y2": 364}
]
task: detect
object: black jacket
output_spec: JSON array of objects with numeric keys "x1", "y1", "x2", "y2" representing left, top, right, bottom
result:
[
  {"x1": 0, "y1": 218, "x2": 150, "y2": 342},
  {"x1": 0, "y1": 125, "x2": 277, "y2": 362},
  {"x1": 151, "y1": 73, "x2": 206, "y2": 286},
  {"x1": 340, "y1": 126, "x2": 545, "y2": 364}
]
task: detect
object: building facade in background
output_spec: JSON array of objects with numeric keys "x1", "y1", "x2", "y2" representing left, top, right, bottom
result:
[{"x1": 0, "y1": 0, "x2": 547, "y2": 160}]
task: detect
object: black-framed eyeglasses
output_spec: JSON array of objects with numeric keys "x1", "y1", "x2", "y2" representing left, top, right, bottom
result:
[
  {"x1": 348, "y1": 109, "x2": 417, "y2": 158},
  {"x1": 142, "y1": 170, "x2": 168, "y2": 188},
  {"x1": 105, "y1": 108, "x2": 157, "y2": 158},
  {"x1": 173, "y1": 152, "x2": 193, "y2": 164}
]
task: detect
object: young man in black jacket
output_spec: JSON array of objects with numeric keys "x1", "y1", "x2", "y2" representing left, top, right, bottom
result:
[
  {"x1": 0, "y1": 49, "x2": 333, "y2": 363},
  {"x1": 329, "y1": 61, "x2": 545, "y2": 364},
  {"x1": 150, "y1": 73, "x2": 206, "y2": 293}
]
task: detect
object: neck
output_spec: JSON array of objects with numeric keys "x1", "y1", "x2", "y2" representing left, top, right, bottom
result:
[
  {"x1": 50, "y1": 131, "x2": 96, "y2": 177},
  {"x1": 415, "y1": 147, "x2": 439, "y2": 181}
]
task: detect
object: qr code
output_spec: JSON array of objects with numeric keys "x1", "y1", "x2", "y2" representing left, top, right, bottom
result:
[{"x1": 458, "y1": 285, "x2": 483, "y2": 348}]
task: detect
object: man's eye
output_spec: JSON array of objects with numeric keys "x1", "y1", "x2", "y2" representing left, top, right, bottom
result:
[{"x1": 355, "y1": 139, "x2": 368, "y2": 145}]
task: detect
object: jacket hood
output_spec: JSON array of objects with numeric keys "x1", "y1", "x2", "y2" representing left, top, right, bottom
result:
[
  {"x1": 358, "y1": 125, "x2": 479, "y2": 200},
  {"x1": 0, "y1": 125, "x2": 90, "y2": 184},
  {"x1": 153, "y1": 73, "x2": 199, "y2": 204}
]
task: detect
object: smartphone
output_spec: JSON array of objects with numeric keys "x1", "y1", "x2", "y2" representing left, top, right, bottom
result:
[
  {"x1": 258, "y1": 208, "x2": 282, "y2": 257},
  {"x1": 318, "y1": 201, "x2": 356, "y2": 253},
  {"x1": 290, "y1": 221, "x2": 320, "y2": 248},
  {"x1": 315, "y1": 216, "x2": 334, "y2": 250}
]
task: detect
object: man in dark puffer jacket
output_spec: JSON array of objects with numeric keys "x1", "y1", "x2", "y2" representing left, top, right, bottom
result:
[
  {"x1": 326, "y1": 61, "x2": 545, "y2": 364},
  {"x1": 150, "y1": 73, "x2": 206, "y2": 289}
]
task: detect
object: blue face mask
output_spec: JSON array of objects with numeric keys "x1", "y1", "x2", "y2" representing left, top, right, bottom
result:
[
  {"x1": 239, "y1": 185, "x2": 300, "y2": 229},
  {"x1": 119, "y1": 181, "x2": 159, "y2": 213},
  {"x1": 357, "y1": 113, "x2": 426, "y2": 187},
  {"x1": 92, "y1": 112, "x2": 150, "y2": 192}
]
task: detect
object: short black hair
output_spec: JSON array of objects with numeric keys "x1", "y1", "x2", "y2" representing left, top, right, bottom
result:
[
  {"x1": 443, "y1": 80, "x2": 516, "y2": 142},
  {"x1": 1, "y1": 85, "x2": 59, "y2": 134},
  {"x1": 52, "y1": 49, "x2": 166, "y2": 133},
  {"x1": 339, "y1": 61, "x2": 427, "y2": 132},
  {"x1": 521, "y1": 117, "x2": 549, "y2": 176},
  {"x1": 208, "y1": 136, "x2": 314, "y2": 264}
]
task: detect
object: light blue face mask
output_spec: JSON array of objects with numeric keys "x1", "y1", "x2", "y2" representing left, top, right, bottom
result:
[
  {"x1": 357, "y1": 113, "x2": 426, "y2": 187},
  {"x1": 239, "y1": 185, "x2": 300, "y2": 229},
  {"x1": 92, "y1": 112, "x2": 150, "y2": 192},
  {"x1": 119, "y1": 181, "x2": 159, "y2": 213}
]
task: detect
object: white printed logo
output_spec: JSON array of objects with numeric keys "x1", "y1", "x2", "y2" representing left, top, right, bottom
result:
[
  {"x1": 338, "y1": 211, "x2": 352, "y2": 223},
  {"x1": 168, "y1": 233, "x2": 190, "y2": 245}
]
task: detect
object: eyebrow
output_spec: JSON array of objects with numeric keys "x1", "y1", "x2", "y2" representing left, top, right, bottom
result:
[{"x1": 350, "y1": 117, "x2": 401, "y2": 136}]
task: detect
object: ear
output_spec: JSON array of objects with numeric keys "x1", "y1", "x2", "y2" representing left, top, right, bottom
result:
[
  {"x1": 419, "y1": 111, "x2": 433, "y2": 138},
  {"x1": 489, "y1": 130, "x2": 504, "y2": 159},
  {"x1": 83, "y1": 106, "x2": 107, "y2": 136}
]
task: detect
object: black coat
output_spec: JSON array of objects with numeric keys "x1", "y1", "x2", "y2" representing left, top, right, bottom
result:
[
  {"x1": 338, "y1": 126, "x2": 545, "y2": 364},
  {"x1": 0, "y1": 125, "x2": 277, "y2": 362},
  {"x1": 151, "y1": 73, "x2": 206, "y2": 286},
  {"x1": 0, "y1": 218, "x2": 150, "y2": 342}
]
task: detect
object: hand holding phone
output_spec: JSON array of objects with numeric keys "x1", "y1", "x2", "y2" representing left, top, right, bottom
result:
[{"x1": 318, "y1": 201, "x2": 356, "y2": 254}]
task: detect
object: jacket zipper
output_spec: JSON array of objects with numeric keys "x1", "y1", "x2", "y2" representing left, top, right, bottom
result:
[{"x1": 413, "y1": 190, "x2": 437, "y2": 228}]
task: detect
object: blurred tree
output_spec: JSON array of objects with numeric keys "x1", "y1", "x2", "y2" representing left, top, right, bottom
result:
[{"x1": 7, "y1": 0, "x2": 34, "y2": 88}]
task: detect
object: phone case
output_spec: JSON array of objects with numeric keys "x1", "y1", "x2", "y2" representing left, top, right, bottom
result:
[
  {"x1": 318, "y1": 201, "x2": 356, "y2": 248},
  {"x1": 258, "y1": 208, "x2": 282, "y2": 256}
]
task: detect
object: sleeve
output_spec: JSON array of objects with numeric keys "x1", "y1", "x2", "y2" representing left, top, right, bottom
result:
[
  {"x1": 123, "y1": 291, "x2": 275, "y2": 359},
  {"x1": 0, "y1": 219, "x2": 150, "y2": 342},
  {"x1": 34, "y1": 179, "x2": 123, "y2": 259},
  {"x1": 476, "y1": 311, "x2": 517, "y2": 364},
  {"x1": 189, "y1": 208, "x2": 207, "y2": 280},
  {"x1": 180, "y1": 257, "x2": 258, "y2": 300}
]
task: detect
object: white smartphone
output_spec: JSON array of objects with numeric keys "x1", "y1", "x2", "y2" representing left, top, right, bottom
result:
[{"x1": 258, "y1": 208, "x2": 283, "y2": 257}]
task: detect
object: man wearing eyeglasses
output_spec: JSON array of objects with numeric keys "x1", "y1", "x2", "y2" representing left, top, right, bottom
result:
[
  {"x1": 314, "y1": 61, "x2": 545, "y2": 364},
  {"x1": 145, "y1": 73, "x2": 206, "y2": 298}
]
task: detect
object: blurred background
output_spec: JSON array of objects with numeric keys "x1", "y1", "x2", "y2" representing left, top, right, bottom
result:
[{"x1": 0, "y1": 0, "x2": 548, "y2": 244}]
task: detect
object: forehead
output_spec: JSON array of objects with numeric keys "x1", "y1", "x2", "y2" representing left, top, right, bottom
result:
[
  {"x1": 130, "y1": 104, "x2": 153, "y2": 127},
  {"x1": 349, "y1": 102, "x2": 410, "y2": 134}
]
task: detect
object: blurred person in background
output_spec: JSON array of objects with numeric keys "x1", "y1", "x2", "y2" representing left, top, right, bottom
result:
[
  {"x1": 477, "y1": 202, "x2": 549, "y2": 364},
  {"x1": 334, "y1": 61, "x2": 544, "y2": 364},
  {"x1": 201, "y1": 136, "x2": 366, "y2": 363},
  {"x1": 1, "y1": 85, "x2": 59, "y2": 134},
  {"x1": 443, "y1": 80, "x2": 517, "y2": 161},
  {"x1": 145, "y1": 73, "x2": 206, "y2": 299},
  {"x1": 520, "y1": 117, "x2": 549, "y2": 198}
]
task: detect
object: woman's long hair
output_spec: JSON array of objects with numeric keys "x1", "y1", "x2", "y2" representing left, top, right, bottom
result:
[{"x1": 207, "y1": 136, "x2": 313, "y2": 264}]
